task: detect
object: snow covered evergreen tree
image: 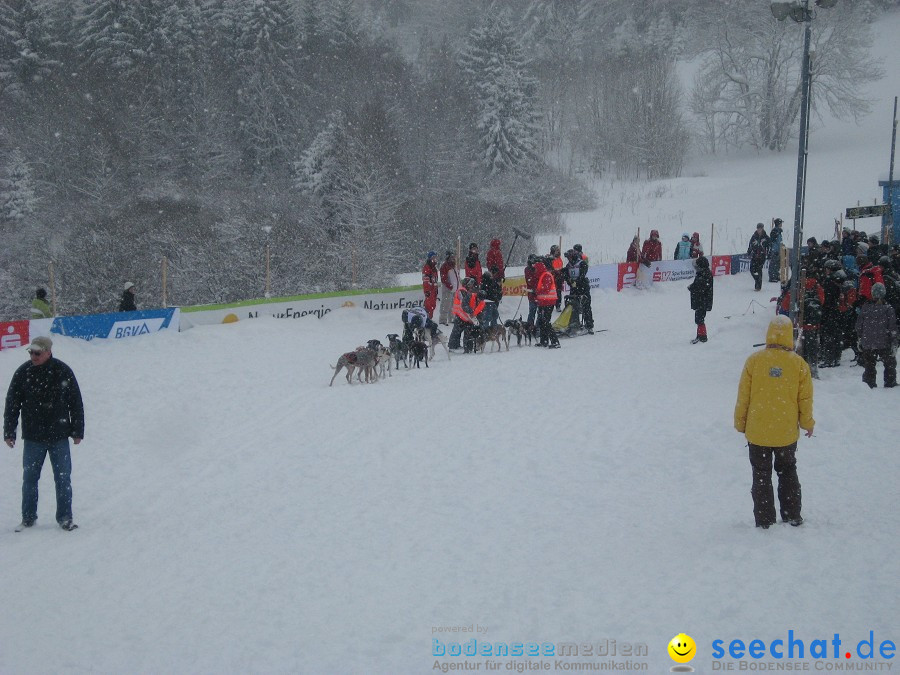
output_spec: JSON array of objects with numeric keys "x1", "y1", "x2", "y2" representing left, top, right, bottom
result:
[
  {"x1": 77, "y1": 0, "x2": 149, "y2": 75},
  {"x1": 458, "y1": 12, "x2": 541, "y2": 175},
  {"x1": 0, "y1": 0, "x2": 60, "y2": 99},
  {"x1": 295, "y1": 111, "x2": 403, "y2": 288},
  {"x1": 0, "y1": 148, "x2": 37, "y2": 223},
  {"x1": 233, "y1": 0, "x2": 300, "y2": 172}
]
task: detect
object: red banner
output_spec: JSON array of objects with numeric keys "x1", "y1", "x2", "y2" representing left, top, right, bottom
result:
[
  {"x1": 0, "y1": 320, "x2": 29, "y2": 351},
  {"x1": 711, "y1": 255, "x2": 732, "y2": 277},
  {"x1": 617, "y1": 262, "x2": 639, "y2": 291}
]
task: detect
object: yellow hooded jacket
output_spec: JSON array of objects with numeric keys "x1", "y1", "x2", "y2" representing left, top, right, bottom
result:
[{"x1": 734, "y1": 316, "x2": 815, "y2": 447}]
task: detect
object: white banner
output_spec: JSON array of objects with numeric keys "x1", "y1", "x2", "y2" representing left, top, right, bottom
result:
[{"x1": 181, "y1": 288, "x2": 427, "y2": 327}]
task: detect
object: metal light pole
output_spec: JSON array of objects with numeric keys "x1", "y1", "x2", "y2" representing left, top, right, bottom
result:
[
  {"x1": 771, "y1": 0, "x2": 837, "y2": 326},
  {"x1": 789, "y1": 0, "x2": 812, "y2": 325}
]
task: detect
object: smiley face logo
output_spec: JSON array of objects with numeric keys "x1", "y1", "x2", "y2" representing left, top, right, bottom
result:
[{"x1": 668, "y1": 634, "x2": 696, "y2": 664}]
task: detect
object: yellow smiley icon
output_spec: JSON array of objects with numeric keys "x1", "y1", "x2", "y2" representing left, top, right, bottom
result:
[{"x1": 668, "y1": 634, "x2": 696, "y2": 663}]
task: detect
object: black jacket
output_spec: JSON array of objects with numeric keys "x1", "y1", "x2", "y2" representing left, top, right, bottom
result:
[
  {"x1": 565, "y1": 259, "x2": 591, "y2": 295},
  {"x1": 688, "y1": 259, "x2": 714, "y2": 311},
  {"x1": 480, "y1": 275, "x2": 503, "y2": 304},
  {"x1": 4, "y1": 358, "x2": 84, "y2": 442},
  {"x1": 119, "y1": 290, "x2": 137, "y2": 312},
  {"x1": 748, "y1": 232, "x2": 770, "y2": 261}
]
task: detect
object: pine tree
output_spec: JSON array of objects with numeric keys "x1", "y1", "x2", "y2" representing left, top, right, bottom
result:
[
  {"x1": 458, "y1": 12, "x2": 541, "y2": 175},
  {"x1": 0, "y1": 149, "x2": 37, "y2": 223},
  {"x1": 233, "y1": 0, "x2": 299, "y2": 172},
  {"x1": 0, "y1": 0, "x2": 60, "y2": 99},
  {"x1": 326, "y1": 0, "x2": 362, "y2": 52},
  {"x1": 77, "y1": 0, "x2": 148, "y2": 74}
]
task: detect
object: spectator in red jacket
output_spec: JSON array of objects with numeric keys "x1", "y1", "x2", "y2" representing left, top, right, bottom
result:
[
  {"x1": 639, "y1": 230, "x2": 663, "y2": 288},
  {"x1": 422, "y1": 251, "x2": 439, "y2": 319},
  {"x1": 690, "y1": 232, "x2": 704, "y2": 258},
  {"x1": 464, "y1": 242, "x2": 483, "y2": 285},
  {"x1": 438, "y1": 251, "x2": 459, "y2": 326},
  {"x1": 641, "y1": 230, "x2": 663, "y2": 263},
  {"x1": 857, "y1": 255, "x2": 884, "y2": 303},
  {"x1": 626, "y1": 236, "x2": 641, "y2": 263},
  {"x1": 486, "y1": 238, "x2": 505, "y2": 282}
]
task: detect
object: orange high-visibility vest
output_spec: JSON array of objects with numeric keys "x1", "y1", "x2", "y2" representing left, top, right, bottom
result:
[
  {"x1": 453, "y1": 288, "x2": 484, "y2": 322},
  {"x1": 536, "y1": 271, "x2": 557, "y2": 305}
]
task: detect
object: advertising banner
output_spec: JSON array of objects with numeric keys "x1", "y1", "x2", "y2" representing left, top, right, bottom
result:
[
  {"x1": 649, "y1": 259, "x2": 696, "y2": 283},
  {"x1": 0, "y1": 320, "x2": 29, "y2": 351},
  {"x1": 181, "y1": 287, "x2": 426, "y2": 328},
  {"x1": 617, "y1": 262, "x2": 640, "y2": 291},
  {"x1": 711, "y1": 255, "x2": 732, "y2": 277},
  {"x1": 501, "y1": 276, "x2": 527, "y2": 297},
  {"x1": 51, "y1": 308, "x2": 180, "y2": 341},
  {"x1": 731, "y1": 255, "x2": 751, "y2": 275}
]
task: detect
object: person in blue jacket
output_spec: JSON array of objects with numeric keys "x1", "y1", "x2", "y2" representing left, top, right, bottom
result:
[{"x1": 674, "y1": 233, "x2": 692, "y2": 260}]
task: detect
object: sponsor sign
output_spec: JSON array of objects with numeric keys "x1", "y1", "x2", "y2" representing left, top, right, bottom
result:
[
  {"x1": 711, "y1": 255, "x2": 732, "y2": 277},
  {"x1": 181, "y1": 287, "x2": 426, "y2": 327},
  {"x1": 0, "y1": 320, "x2": 29, "y2": 351},
  {"x1": 51, "y1": 308, "x2": 179, "y2": 341},
  {"x1": 731, "y1": 254, "x2": 751, "y2": 275},
  {"x1": 617, "y1": 262, "x2": 640, "y2": 291},
  {"x1": 501, "y1": 276, "x2": 527, "y2": 297},
  {"x1": 649, "y1": 259, "x2": 696, "y2": 283}
]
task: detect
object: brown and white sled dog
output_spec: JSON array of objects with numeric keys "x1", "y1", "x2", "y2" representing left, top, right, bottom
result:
[
  {"x1": 329, "y1": 351, "x2": 359, "y2": 386},
  {"x1": 477, "y1": 324, "x2": 509, "y2": 352}
]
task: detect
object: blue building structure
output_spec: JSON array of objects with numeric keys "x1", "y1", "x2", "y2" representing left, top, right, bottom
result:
[{"x1": 880, "y1": 178, "x2": 900, "y2": 242}]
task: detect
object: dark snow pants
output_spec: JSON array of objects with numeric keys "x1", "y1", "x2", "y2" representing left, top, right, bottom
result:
[
  {"x1": 750, "y1": 258, "x2": 765, "y2": 290},
  {"x1": 860, "y1": 348, "x2": 897, "y2": 388},
  {"x1": 749, "y1": 443, "x2": 801, "y2": 527}
]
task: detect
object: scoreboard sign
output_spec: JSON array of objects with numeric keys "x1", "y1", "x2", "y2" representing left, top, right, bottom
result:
[{"x1": 845, "y1": 204, "x2": 890, "y2": 219}]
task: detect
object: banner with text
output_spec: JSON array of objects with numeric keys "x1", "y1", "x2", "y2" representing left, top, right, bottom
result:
[{"x1": 51, "y1": 308, "x2": 180, "y2": 341}]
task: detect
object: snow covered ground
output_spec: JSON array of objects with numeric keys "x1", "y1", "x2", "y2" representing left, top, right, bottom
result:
[
  {"x1": 2, "y1": 9, "x2": 899, "y2": 675},
  {"x1": 2, "y1": 273, "x2": 898, "y2": 673}
]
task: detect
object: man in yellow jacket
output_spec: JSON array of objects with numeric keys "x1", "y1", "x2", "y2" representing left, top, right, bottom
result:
[{"x1": 734, "y1": 316, "x2": 815, "y2": 529}]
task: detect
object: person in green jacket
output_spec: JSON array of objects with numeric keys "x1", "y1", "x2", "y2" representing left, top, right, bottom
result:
[{"x1": 31, "y1": 288, "x2": 52, "y2": 319}]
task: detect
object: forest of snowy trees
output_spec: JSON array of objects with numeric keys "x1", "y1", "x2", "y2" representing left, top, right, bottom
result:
[{"x1": 0, "y1": 0, "x2": 892, "y2": 318}]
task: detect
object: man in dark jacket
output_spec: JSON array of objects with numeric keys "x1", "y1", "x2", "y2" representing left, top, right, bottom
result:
[
  {"x1": 768, "y1": 219, "x2": 784, "y2": 282},
  {"x1": 688, "y1": 256, "x2": 714, "y2": 343},
  {"x1": 819, "y1": 261, "x2": 844, "y2": 367},
  {"x1": 856, "y1": 283, "x2": 897, "y2": 388},
  {"x1": 563, "y1": 249, "x2": 594, "y2": 333},
  {"x1": 119, "y1": 281, "x2": 137, "y2": 312},
  {"x1": 4, "y1": 336, "x2": 84, "y2": 531},
  {"x1": 748, "y1": 223, "x2": 770, "y2": 291},
  {"x1": 480, "y1": 269, "x2": 503, "y2": 328}
]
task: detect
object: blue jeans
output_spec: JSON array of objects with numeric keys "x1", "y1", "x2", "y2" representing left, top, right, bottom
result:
[
  {"x1": 527, "y1": 299, "x2": 537, "y2": 326},
  {"x1": 22, "y1": 438, "x2": 73, "y2": 523}
]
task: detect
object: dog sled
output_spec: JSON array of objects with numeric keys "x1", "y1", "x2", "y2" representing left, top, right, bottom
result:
[{"x1": 552, "y1": 295, "x2": 599, "y2": 338}]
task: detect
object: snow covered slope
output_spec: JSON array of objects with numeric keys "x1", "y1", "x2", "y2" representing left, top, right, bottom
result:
[{"x1": 538, "y1": 11, "x2": 900, "y2": 265}]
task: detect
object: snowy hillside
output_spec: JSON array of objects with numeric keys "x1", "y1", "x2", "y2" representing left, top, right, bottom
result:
[
  {"x1": 2, "y1": 8, "x2": 899, "y2": 675},
  {"x1": 537, "y1": 11, "x2": 900, "y2": 266}
]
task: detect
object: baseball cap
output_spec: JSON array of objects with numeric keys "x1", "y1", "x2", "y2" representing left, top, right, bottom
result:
[{"x1": 26, "y1": 336, "x2": 52, "y2": 353}]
